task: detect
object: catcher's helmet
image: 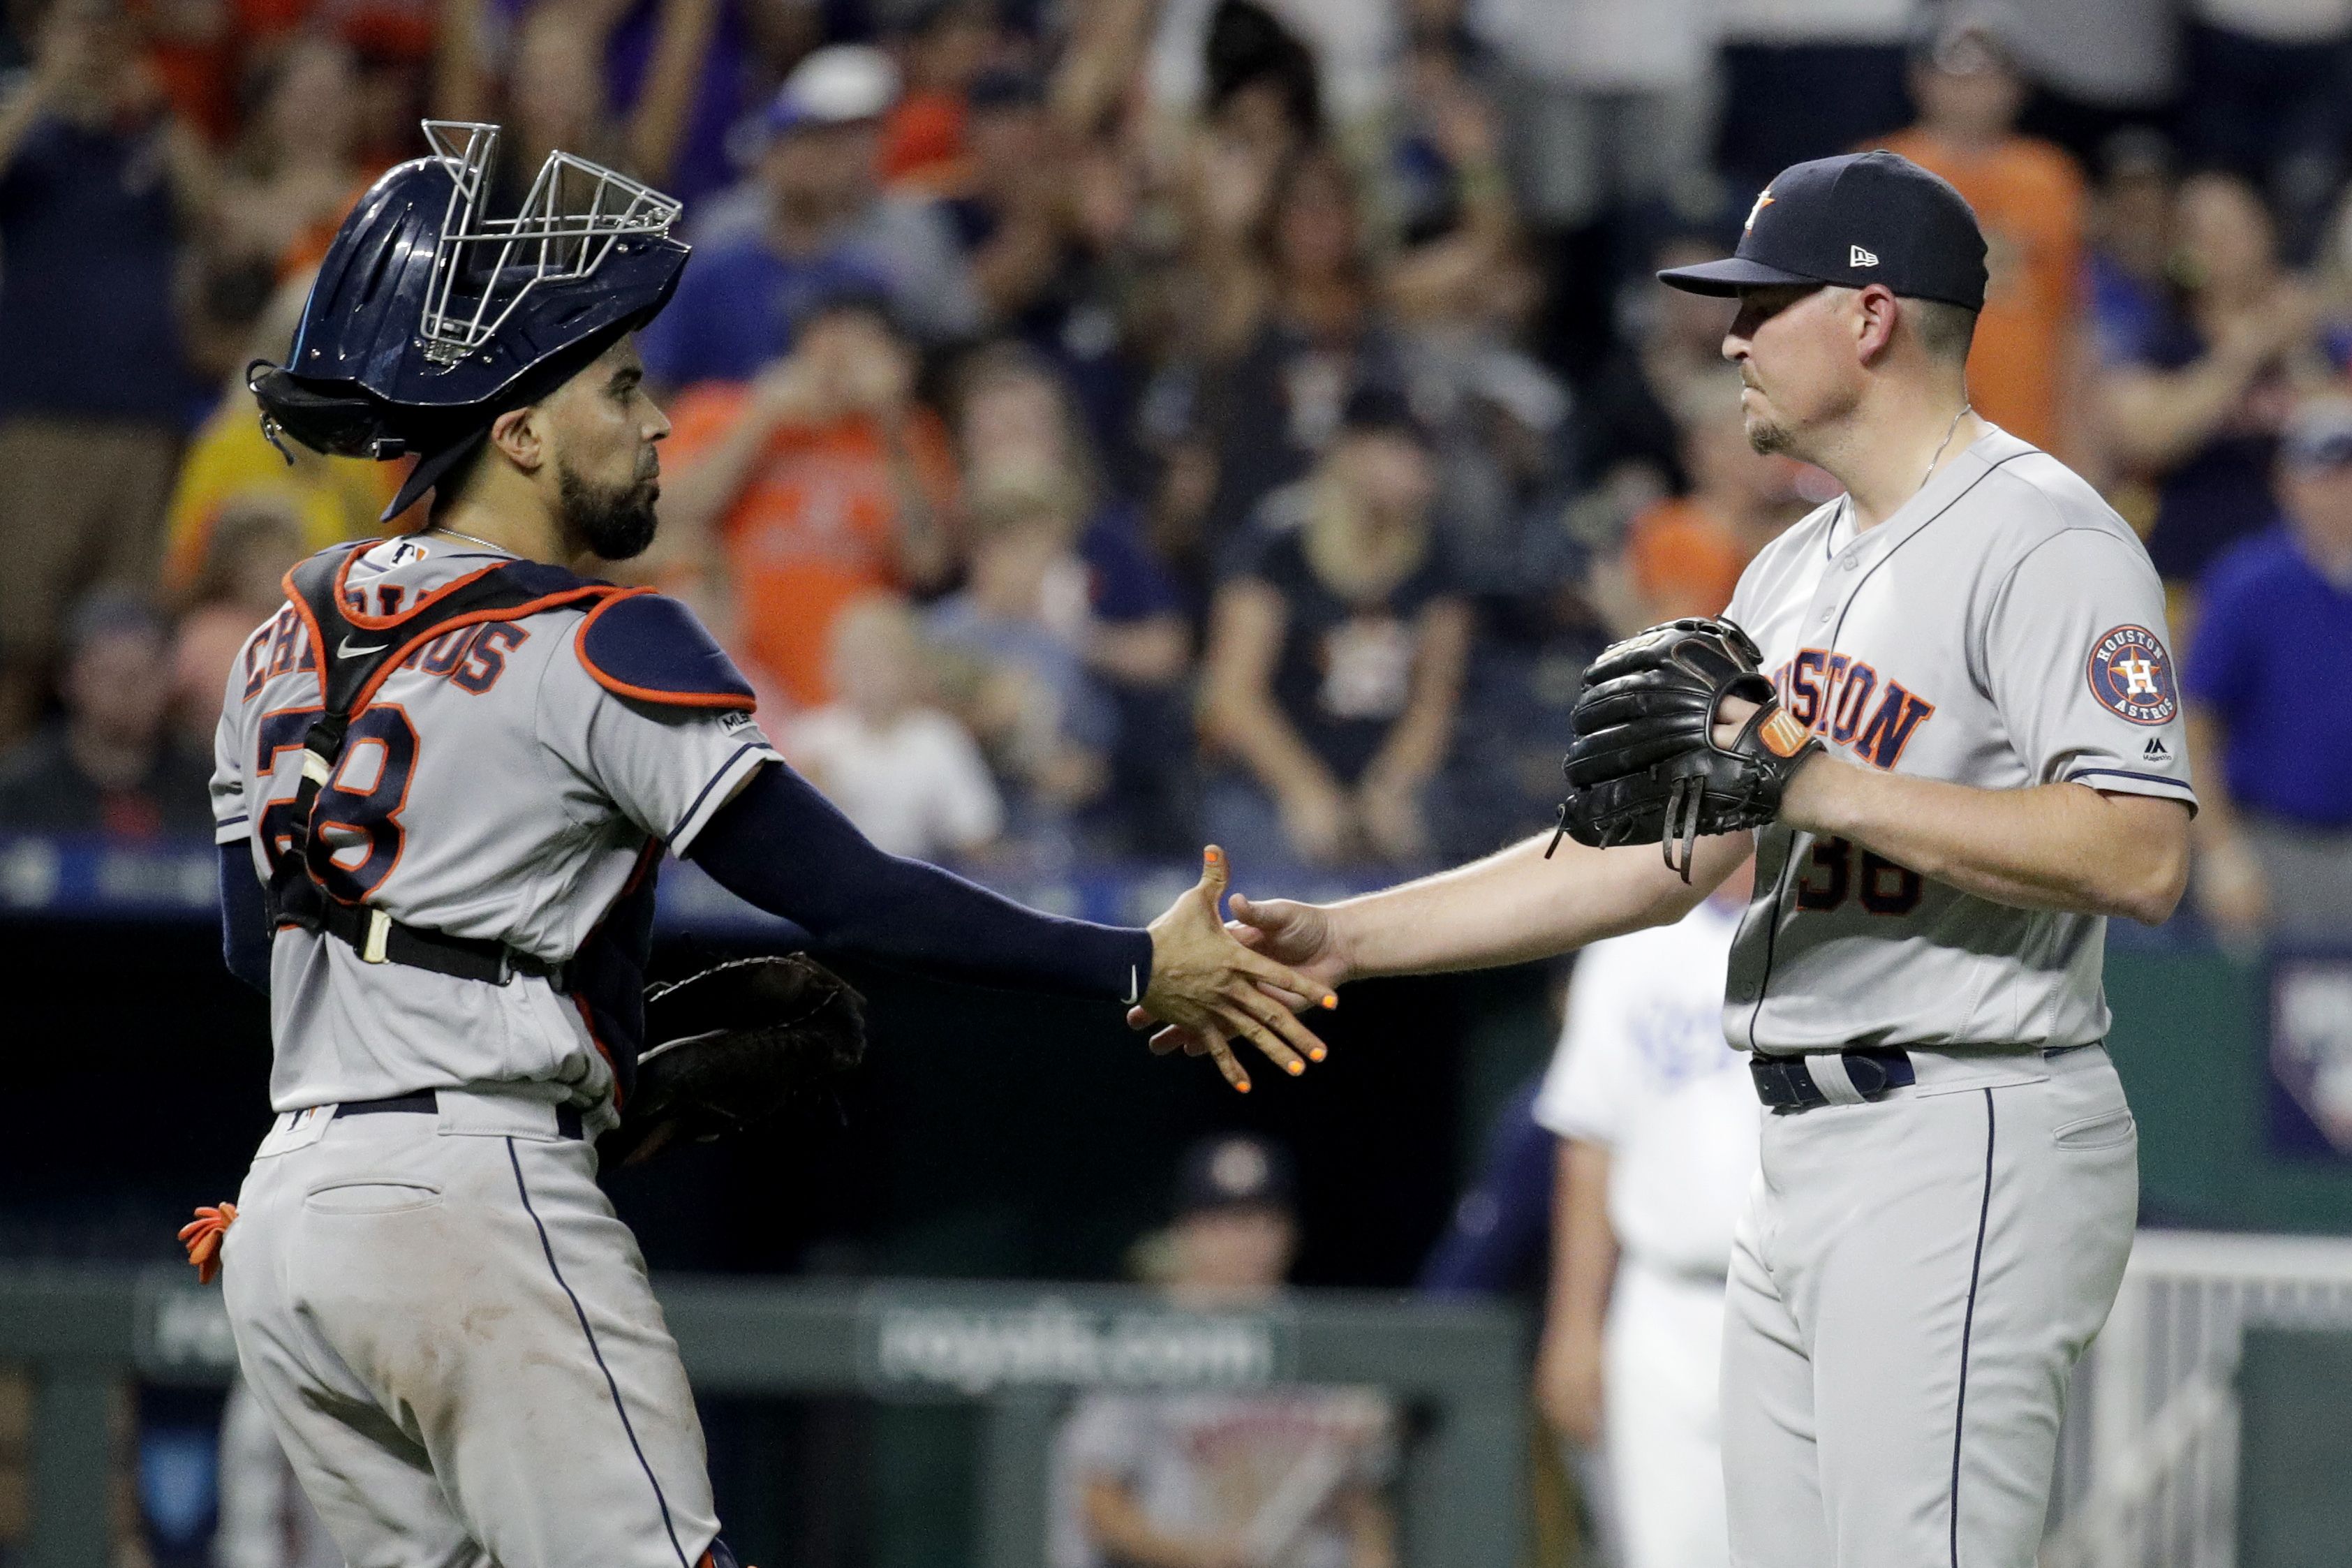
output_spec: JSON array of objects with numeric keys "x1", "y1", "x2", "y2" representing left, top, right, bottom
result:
[{"x1": 250, "y1": 121, "x2": 690, "y2": 519}]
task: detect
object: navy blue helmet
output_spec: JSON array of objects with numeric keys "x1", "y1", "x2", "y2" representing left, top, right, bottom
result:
[{"x1": 250, "y1": 121, "x2": 691, "y2": 519}]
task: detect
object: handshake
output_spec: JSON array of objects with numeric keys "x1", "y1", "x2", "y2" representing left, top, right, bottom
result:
[{"x1": 1134, "y1": 845, "x2": 1353, "y2": 1095}]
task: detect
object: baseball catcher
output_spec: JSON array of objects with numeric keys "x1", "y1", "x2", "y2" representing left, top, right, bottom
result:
[{"x1": 195, "y1": 118, "x2": 1336, "y2": 1568}]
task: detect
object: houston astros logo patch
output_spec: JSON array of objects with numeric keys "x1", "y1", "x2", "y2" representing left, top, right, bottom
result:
[{"x1": 2086, "y1": 625, "x2": 2177, "y2": 725}]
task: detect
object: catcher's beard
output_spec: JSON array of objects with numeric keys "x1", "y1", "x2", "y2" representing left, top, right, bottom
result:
[{"x1": 558, "y1": 456, "x2": 660, "y2": 561}]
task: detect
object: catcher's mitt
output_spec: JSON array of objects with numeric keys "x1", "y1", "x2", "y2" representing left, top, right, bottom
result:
[
  {"x1": 599, "y1": 954, "x2": 866, "y2": 1168},
  {"x1": 1552, "y1": 617, "x2": 1820, "y2": 879}
]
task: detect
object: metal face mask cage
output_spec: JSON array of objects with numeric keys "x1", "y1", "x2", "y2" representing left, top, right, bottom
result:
[{"x1": 416, "y1": 121, "x2": 685, "y2": 368}]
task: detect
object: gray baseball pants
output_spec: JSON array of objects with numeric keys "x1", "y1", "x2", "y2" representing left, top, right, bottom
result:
[
  {"x1": 219, "y1": 1088, "x2": 722, "y2": 1568},
  {"x1": 1721, "y1": 1044, "x2": 2138, "y2": 1567}
]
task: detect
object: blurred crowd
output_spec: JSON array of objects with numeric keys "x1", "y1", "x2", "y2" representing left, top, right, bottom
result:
[{"x1": 3, "y1": 0, "x2": 2352, "y2": 938}]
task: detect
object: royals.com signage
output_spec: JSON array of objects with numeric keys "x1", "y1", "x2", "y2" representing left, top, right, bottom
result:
[{"x1": 862, "y1": 1294, "x2": 1295, "y2": 1396}]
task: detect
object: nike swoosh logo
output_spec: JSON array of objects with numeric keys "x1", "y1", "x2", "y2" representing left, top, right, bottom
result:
[{"x1": 336, "y1": 636, "x2": 388, "y2": 658}]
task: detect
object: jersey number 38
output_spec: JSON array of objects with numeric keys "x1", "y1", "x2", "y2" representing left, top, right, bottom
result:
[
  {"x1": 256, "y1": 705, "x2": 419, "y2": 902},
  {"x1": 1793, "y1": 835, "x2": 1923, "y2": 916}
]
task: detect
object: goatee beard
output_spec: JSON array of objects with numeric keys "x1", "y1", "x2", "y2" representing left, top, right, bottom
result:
[
  {"x1": 559, "y1": 461, "x2": 659, "y2": 561},
  {"x1": 1747, "y1": 417, "x2": 1795, "y2": 457}
]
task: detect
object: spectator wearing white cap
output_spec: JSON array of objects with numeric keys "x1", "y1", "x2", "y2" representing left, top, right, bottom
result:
[
  {"x1": 644, "y1": 43, "x2": 982, "y2": 387},
  {"x1": 2186, "y1": 394, "x2": 2352, "y2": 941}
]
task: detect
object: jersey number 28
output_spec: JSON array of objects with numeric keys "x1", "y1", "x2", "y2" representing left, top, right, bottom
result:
[
  {"x1": 256, "y1": 706, "x2": 418, "y2": 902},
  {"x1": 1793, "y1": 835, "x2": 1923, "y2": 916}
]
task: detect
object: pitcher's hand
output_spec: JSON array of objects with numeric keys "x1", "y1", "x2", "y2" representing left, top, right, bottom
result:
[
  {"x1": 1131, "y1": 877, "x2": 1353, "y2": 1065},
  {"x1": 1138, "y1": 847, "x2": 1338, "y2": 1093}
]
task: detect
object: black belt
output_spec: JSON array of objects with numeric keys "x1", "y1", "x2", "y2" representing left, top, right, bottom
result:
[
  {"x1": 1750, "y1": 1048, "x2": 1916, "y2": 1111},
  {"x1": 336, "y1": 1092, "x2": 584, "y2": 1140},
  {"x1": 313, "y1": 899, "x2": 559, "y2": 986}
]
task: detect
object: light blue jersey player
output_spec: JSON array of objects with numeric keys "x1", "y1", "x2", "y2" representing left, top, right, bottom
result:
[{"x1": 207, "y1": 121, "x2": 1336, "y2": 1568}]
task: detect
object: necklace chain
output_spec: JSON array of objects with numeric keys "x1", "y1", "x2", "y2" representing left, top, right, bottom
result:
[
  {"x1": 1922, "y1": 402, "x2": 1973, "y2": 494},
  {"x1": 425, "y1": 525, "x2": 511, "y2": 554}
]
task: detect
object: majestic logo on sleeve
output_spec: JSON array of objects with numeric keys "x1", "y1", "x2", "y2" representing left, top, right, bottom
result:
[{"x1": 2087, "y1": 626, "x2": 2178, "y2": 725}]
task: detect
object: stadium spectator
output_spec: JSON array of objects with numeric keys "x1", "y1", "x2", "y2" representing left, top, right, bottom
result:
[
  {"x1": 0, "y1": 0, "x2": 213, "y2": 746},
  {"x1": 194, "y1": 32, "x2": 372, "y2": 373},
  {"x1": 1465, "y1": 0, "x2": 1717, "y2": 373},
  {"x1": 1607, "y1": 375, "x2": 1810, "y2": 628},
  {"x1": 956, "y1": 343, "x2": 1190, "y2": 689},
  {"x1": 1176, "y1": 144, "x2": 1412, "y2": 589},
  {"x1": 438, "y1": 0, "x2": 733, "y2": 204},
  {"x1": 1712, "y1": 0, "x2": 1917, "y2": 195},
  {"x1": 925, "y1": 472, "x2": 1119, "y2": 843},
  {"x1": 2100, "y1": 170, "x2": 2328, "y2": 586},
  {"x1": 1574, "y1": 234, "x2": 1742, "y2": 505},
  {"x1": 878, "y1": 0, "x2": 998, "y2": 191},
  {"x1": 1877, "y1": 11, "x2": 2090, "y2": 460},
  {"x1": 2083, "y1": 128, "x2": 2177, "y2": 376},
  {"x1": 168, "y1": 501, "x2": 308, "y2": 750},
  {"x1": 1049, "y1": 1134, "x2": 1398, "y2": 1568},
  {"x1": 0, "y1": 595, "x2": 214, "y2": 838},
  {"x1": 163, "y1": 276, "x2": 404, "y2": 595},
  {"x1": 672, "y1": 44, "x2": 982, "y2": 360},
  {"x1": 785, "y1": 595, "x2": 1005, "y2": 860},
  {"x1": 1532, "y1": 858, "x2": 1759, "y2": 1568},
  {"x1": 2180, "y1": 0, "x2": 2352, "y2": 261},
  {"x1": 2184, "y1": 394, "x2": 2352, "y2": 942},
  {"x1": 940, "y1": 67, "x2": 1083, "y2": 336},
  {"x1": 1199, "y1": 387, "x2": 1471, "y2": 868},
  {"x1": 1468, "y1": 0, "x2": 1715, "y2": 237},
  {"x1": 1146, "y1": 0, "x2": 1396, "y2": 135},
  {"x1": 1996, "y1": 0, "x2": 2177, "y2": 163},
  {"x1": 660, "y1": 288, "x2": 959, "y2": 710},
  {"x1": 1377, "y1": 42, "x2": 1570, "y2": 587},
  {"x1": 955, "y1": 342, "x2": 1193, "y2": 848}
]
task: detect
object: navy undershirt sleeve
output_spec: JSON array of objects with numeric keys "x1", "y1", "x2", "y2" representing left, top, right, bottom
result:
[
  {"x1": 687, "y1": 761, "x2": 1153, "y2": 1003},
  {"x1": 219, "y1": 842, "x2": 272, "y2": 996}
]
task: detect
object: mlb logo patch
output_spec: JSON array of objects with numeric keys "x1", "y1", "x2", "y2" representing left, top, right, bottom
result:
[{"x1": 2085, "y1": 625, "x2": 2178, "y2": 725}]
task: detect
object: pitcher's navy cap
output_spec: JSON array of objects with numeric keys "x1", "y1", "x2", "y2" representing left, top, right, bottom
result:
[{"x1": 1659, "y1": 151, "x2": 1988, "y2": 311}]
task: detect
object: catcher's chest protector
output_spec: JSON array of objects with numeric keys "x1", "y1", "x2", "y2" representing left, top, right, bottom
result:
[{"x1": 268, "y1": 542, "x2": 625, "y2": 927}]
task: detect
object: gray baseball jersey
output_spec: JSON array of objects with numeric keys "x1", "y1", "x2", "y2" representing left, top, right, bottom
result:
[
  {"x1": 209, "y1": 534, "x2": 778, "y2": 1114},
  {"x1": 1721, "y1": 425, "x2": 2196, "y2": 1054}
]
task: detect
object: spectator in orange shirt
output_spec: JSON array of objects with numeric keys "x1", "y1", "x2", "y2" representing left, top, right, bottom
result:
[
  {"x1": 1614, "y1": 376, "x2": 1812, "y2": 626},
  {"x1": 659, "y1": 289, "x2": 959, "y2": 710},
  {"x1": 878, "y1": 0, "x2": 998, "y2": 193},
  {"x1": 1875, "y1": 12, "x2": 2087, "y2": 464}
]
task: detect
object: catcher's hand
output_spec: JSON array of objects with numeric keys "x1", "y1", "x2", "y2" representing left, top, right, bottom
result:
[
  {"x1": 1555, "y1": 616, "x2": 1819, "y2": 879},
  {"x1": 599, "y1": 954, "x2": 866, "y2": 1168}
]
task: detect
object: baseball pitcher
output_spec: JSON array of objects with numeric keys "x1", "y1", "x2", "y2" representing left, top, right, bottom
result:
[{"x1": 1144, "y1": 151, "x2": 2193, "y2": 1567}]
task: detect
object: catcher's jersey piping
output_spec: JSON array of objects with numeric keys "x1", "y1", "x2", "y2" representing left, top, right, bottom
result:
[{"x1": 1735, "y1": 448, "x2": 2036, "y2": 1050}]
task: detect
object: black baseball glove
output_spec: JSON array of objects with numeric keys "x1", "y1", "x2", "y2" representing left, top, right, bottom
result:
[
  {"x1": 599, "y1": 954, "x2": 867, "y2": 1168},
  {"x1": 1553, "y1": 617, "x2": 1821, "y2": 879}
]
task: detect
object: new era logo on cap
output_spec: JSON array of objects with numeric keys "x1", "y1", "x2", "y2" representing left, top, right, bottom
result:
[{"x1": 1655, "y1": 151, "x2": 1988, "y2": 310}]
